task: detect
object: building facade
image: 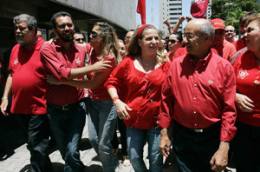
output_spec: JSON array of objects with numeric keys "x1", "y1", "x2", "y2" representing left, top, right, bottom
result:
[
  {"x1": 0, "y1": 0, "x2": 137, "y2": 59},
  {"x1": 159, "y1": 0, "x2": 212, "y2": 36}
]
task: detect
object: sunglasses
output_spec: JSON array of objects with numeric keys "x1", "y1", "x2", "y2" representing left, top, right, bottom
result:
[
  {"x1": 90, "y1": 31, "x2": 99, "y2": 38},
  {"x1": 75, "y1": 38, "x2": 85, "y2": 42},
  {"x1": 169, "y1": 39, "x2": 177, "y2": 44}
]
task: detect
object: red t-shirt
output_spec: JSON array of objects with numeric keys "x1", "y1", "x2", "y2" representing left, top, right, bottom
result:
[
  {"x1": 105, "y1": 56, "x2": 170, "y2": 129},
  {"x1": 9, "y1": 37, "x2": 47, "y2": 115},
  {"x1": 233, "y1": 50, "x2": 260, "y2": 126},
  {"x1": 40, "y1": 40, "x2": 85, "y2": 105},
  {"x1": 88, "y1": 51, "x2": 117, "y2": 100},
  {"x1": 159, "y1": 50, "x2": 237, "y2": 142}
]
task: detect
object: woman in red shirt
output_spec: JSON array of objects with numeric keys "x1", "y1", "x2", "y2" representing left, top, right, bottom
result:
[
  {"x1": 48, "y1": 22, "x2": 119, "y2": 172},
  {"x1": 232, "y1": 14, "x2": 260, "y2": 172},
  {"x1": 105, "y1": 24, "x2": 169, "y2": 172}
]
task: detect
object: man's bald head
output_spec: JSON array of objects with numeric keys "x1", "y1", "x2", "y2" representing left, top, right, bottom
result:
[
  {"x1": 184, "y1": 19, "x2": 215, "y2": 58},
  {"x1": 186, "y1": 19, "x2": 215, "y2": 40}
]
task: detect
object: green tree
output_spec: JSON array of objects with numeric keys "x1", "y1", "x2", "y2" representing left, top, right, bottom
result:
[{"x1": 211, "y1": 0, "x2": 260, "y2": 32}]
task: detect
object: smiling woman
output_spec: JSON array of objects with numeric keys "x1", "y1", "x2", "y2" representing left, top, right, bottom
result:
[
  {"x1": 105, "y1": 24, "x2": 169, "y2": 172},
  {"x1": 232, "y1": 13, "x2": 260, "y2": 172}
]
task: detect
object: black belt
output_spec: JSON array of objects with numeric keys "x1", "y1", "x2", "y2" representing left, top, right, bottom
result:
[
  {"x1": 48, "y1": 102, "x2": 79, "y2": 111},
  {"x1": 174, "y1": 121, "x2": 220, "y2": 134}
]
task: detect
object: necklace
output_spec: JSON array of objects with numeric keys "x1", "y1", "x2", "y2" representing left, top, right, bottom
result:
[{"x1": 139, "y1": 57, "x2": 157, "y2": 71}]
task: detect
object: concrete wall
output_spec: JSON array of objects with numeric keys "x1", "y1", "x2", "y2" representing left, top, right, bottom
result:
[{"x1": 51, "y1": 0, "x2": 137, "y2": 30}]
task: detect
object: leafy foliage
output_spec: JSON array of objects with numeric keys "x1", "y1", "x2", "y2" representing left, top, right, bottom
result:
[{"x1": 211, "y1": 0, "x2": 260, "y2": 31}]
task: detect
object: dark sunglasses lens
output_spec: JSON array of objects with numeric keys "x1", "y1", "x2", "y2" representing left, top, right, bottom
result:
[
  {"x1": 90, "y1": 31, "x2": 98, "y2": 38},
  {"x1": 169, "y1": 40, "x2": 176, "y2": 43}
]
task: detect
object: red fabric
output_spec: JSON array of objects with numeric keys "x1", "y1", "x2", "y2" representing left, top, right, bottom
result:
[
  {"x1": 211, "y1": 18, "x2": 225, "y2": 30},
  {"x1": 235, "y1": 38, "x2": 246, "y2": 51},
  {"x1": 105, "y1": 56, "x2": 169, "y2": 129},
  {"x1": 158, "y1": 49, "x2": 237, "y2": 141},
  {"x1": 233, "y1": 50, "x2": 260, "y2": 126},
  {"x1": 213, "y1": 40, "x2": 237, "y2": 61},
  {"x1": 137, "y1": 0, "x2": 146, "y2": 24},
  {"x1": 88, "y1": 51, "x2": 116, "y2": 100},
  {"x1": 136, "y1": 24, "x2": 153, "y2": 38},
  {"x1": 190, "y1": 0, "x2": 209, "y2": 18},
  {"x1": 40, "y1": 40, "x2": 85, "y2": 105},
  {"x1": 9, "y1": 37, "x2": 47, "y2": 115},
  {"x1": 170, "y1": 47, "x2": 187, "y2": 60}
]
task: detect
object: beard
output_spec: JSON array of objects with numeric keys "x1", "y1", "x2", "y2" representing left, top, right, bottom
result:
[
  {"x1": 57, "y1": 31, "x2": 74, "y2": 42},
  {"x1": 16, "y1": 35, "x2": 26, "y2": 45}
]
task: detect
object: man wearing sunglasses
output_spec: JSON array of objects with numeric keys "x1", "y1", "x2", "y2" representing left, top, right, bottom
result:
[{"x1": 40, "y1": 11, "x2": 110, "y2": 172}]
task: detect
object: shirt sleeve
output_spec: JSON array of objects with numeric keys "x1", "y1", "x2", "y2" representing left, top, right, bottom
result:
[
  {"x1": 158, "y1": 67, "x2": 174, "y2": 128},
  {"x1": 220, "y1": 63, "x2": 237, "y2": 141},
  {"x1": 104, "y1": 58, "x2": 128, "y2": 90},
  {"x1": 40, "y1": 43, "x2": 71, "y2": 80}
]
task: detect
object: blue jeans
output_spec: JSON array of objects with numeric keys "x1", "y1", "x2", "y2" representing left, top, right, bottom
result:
[
  {"x1": 85, "y1": 99, "x2": 118, "y2": 172},
  {"x1": 48, "y1": 102, "x2": 86, "y2": 172},
  {"x1": 127, "y1": 127, "x2": 163, "y2": 172}
]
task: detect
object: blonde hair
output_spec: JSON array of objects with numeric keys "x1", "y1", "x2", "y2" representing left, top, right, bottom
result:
[{"x1": 93, "y1": 22, "x2": 119, "y2": 60}]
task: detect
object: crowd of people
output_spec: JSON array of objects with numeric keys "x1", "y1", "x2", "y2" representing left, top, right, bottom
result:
[{"x1": 0, "y1": 10, "x2": 259, "y2": 172}]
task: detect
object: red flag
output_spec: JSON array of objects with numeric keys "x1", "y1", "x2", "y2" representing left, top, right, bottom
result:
[
  {"x1": 137, "y1": 0, "x2": 146, "y2": 24},
  {"x1": 190, "y1": 0, "x2": 209, "y2": 18}
]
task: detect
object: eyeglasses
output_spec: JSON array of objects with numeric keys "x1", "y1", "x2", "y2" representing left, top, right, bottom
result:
[
  {"x1": 168, "y1": 39, "x2": 177, "y2": 44},
  {"x1": 90, "y1": 31, "x2": 99, "y2": 38},
  {"x1": 75, "y1": 38, "x2": 85, "y2": 42}
]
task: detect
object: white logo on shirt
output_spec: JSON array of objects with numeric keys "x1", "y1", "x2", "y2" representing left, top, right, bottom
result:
[
  {"x1": 238, "y1": 70, "x2": 248, "y2": 79},
  {"x1": 75, "y1": 57, "x2": 81, "y2": 65},
  {"x1": 14, "y1": 58, "x2": 18, "y2": 65},
  {"x1": 208, "y1": 79, "x2": 214, "y2": 85}
]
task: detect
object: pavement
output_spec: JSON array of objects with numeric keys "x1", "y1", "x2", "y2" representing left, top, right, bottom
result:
[
  {"x1": 0, "y1": 116, "x2": 235, "y2": 172},
  {"x1": 0, "y1": 116, "x2": 177, "y2": 172}
]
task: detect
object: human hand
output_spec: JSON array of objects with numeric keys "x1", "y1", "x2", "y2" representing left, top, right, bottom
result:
[
  {"x1": 92, "y1": 60, "x2": 112, "y2": 72},
  {"x1": 114, "y1": 99, "x2": 132, "y2": 120},
  {"x1": 235, "y1": 93, "x2": 254, "y2": 112},
  {"x1": 210, "y1": 142, "x2": 229, "y2": 172},
  {"x1": 1, "y1": 98, "x2": 9, "y2": 116},
  {"x1": 160, "y1": 128, "x2": 171, "y2": 157},
  {"x1": 179, "y1": 16, "x2": 186, "y2": 22},
  {"x1": 163, "y1": 19, "x2": 171, "y2": 27},
  {"x1": 47, "y1": 75, "x2": 61, "y2": 85}
]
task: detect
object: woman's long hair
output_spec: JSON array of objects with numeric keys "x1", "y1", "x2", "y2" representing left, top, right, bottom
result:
[{"x1": 93, "y1": 22, "x2": 119, "y2": 60}]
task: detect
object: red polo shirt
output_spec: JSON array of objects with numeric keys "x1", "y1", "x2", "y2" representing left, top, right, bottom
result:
[
  {"x1": 213, "y1": 40, "x2": 237, "y2": 61},
  {"x1": 159, "y1": 49, "x2": 237, "y2": 142},
  {"x1": 40, "y1": 40, "x2": 85, "y2": 105},
  {"x1": 105, "y1": 56, "x2": 169, "y2": 129},
  {"x1": 9, "y1": 37, "x2": 47, "y2": 115},
  {"x1": 233, "y1": 50, "x2": 260, "y2": 126}
]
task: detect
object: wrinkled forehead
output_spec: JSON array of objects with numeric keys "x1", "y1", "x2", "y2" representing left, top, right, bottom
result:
[{"x1": 225, "y1": 26, "x2": 235, "y2": 30}]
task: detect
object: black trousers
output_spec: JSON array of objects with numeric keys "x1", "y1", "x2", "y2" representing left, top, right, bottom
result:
[
  {"x1": 233, "y1": 122, "x2": 260, "y2": 172},
  {"x1": 172, "y1": 122, "x2": 220, "y2": 172},
  {"x1": 26, "y1": 114, "x2": 52, "y2": 172}
]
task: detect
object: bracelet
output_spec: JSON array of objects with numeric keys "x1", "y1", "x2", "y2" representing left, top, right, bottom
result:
[
  {"x1": 1, "y1": 96, "x2": 8, "y2": 100},
  {"x1": 112, "y1": 96, "x2": 119, "y2": 103}
]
